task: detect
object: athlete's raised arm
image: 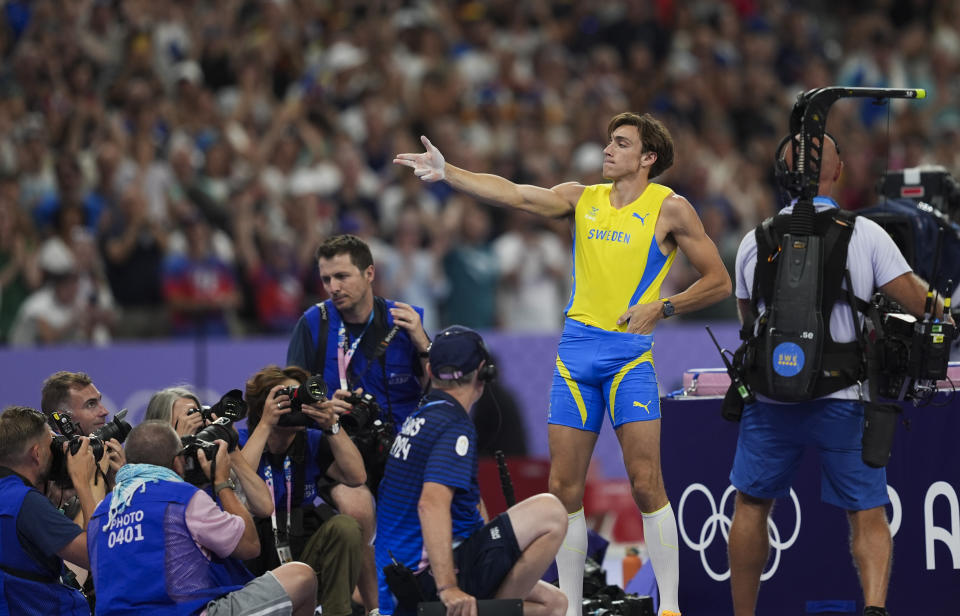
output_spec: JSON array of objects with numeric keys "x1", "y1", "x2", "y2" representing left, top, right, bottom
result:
[{"x1": 394, "y1": 135, "x2": 582, "y2": 219}]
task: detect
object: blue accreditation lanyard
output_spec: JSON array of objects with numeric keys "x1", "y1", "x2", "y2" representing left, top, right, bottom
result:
[
  {"x1": 336, "y1": 312, "x2": 374, "y2": 390},
  {"x1": 263, "y1": 457, "x2": 293, "y2": 540}
]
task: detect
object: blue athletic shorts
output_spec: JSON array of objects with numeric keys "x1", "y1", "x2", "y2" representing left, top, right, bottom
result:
[
  {"x1": 548, "y1": 318, "x2": 661, "y2": 432},
  {"x1": 729, "y1": 398, "x2": 889, "y2": 511}
]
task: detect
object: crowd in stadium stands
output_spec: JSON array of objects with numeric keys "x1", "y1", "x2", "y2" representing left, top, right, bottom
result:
[{"x1": 1, "y1": 0, "x2": 959, "y2": 345}]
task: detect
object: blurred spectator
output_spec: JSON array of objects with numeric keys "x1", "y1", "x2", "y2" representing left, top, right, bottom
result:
[
  {"x1": 100, "y1": 185, "x2": 168, "y2": 338},
  {"x1": 441, "y1": 198, "x2": 499, "y2": 329},
  {"x1": 378, "y1": 208, "x2": 448, "y2": 336},
  {"x1": 233, "y1": 183, "x2": 310, "y2": 334},
  {"x1": 8, "y1": 237, "x2": 111, "y2": 345},
  {"x1": 493, "y1": 210, "x2": 568, "y2": 333},
  {"x1": 0, "y1": 194, "x2": 40, "y2": 342},
  {"x1": 33, "y1": 152, "x2": 105, "y2": 235},
  {"x1": 161, "y1": 213, "x2": 240, "y2": 337}
]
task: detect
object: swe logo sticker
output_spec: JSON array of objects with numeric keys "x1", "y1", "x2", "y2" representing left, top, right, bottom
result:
[{"x1": 773, "y1": 342, "x2": 804, "y2": 377}]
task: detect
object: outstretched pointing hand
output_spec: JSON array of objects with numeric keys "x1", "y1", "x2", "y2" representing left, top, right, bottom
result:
[{"x1": 394, "y1": 135, "x2": 446, "y2": 182}]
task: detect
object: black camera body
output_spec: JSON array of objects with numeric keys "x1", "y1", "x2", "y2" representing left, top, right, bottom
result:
[
  {"x1": 275, "y1": 375, "x2": 328, "y2": 427},
  {"x1": 340, "y1": 391, "x2": 379, "y2": 434},
  {"x1": 870, "y1": 294, "x2": 956, "y2": 402},
  {"x1": 180, "y1": 417, "x2": 239, "y2": 486},
  {"x1": 49, "y1": 409, "x2": 133, "y2": 487},
  {"x1": 338, "y1": 391, "x2": 395, "y2": 492},
  {"x1": 187, "y1": 389, "x2": 247, "y2": 423}
]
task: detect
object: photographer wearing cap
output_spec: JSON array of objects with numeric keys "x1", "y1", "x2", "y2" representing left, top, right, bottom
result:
[
  {"x1": 146, "y1": 386, "x2": 274, "y2": 518},
  {"x1": 88, "y1": 420, "x2": 317, "y2": 616},
  {"x1": 238, "y1": 365, "x2": 366, "y2": 616},
  {"x1": 375, "y1": 326, "x2": 568, "y2": 616},
  {"x1": 0, "y1": 405, "x2": 97, "y2": 615}
]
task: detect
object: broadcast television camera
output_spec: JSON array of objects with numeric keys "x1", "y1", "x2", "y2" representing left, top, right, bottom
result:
[
  {"x1": 867, "y1": 293, "x2": 955, "y2": 403},
  {"x1": 49, "y1": 409, "x2": 133, "y2": 487}
]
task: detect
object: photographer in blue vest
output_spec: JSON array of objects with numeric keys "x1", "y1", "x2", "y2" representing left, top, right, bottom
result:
[
  {"x1": 286, "y1": 233, "x2": 431, "y2": 613},
  {"x1": 238, "y1": 365, "x2": 366, "y2": 616},
  {"x1": 0, "y1": 405, "x2": 97, "y2": 615},
  {"x1": 287, "y1": 233, "x2": 430, "y2": 427},
  {"x1": 88, "y1": 420, "x2": 317, "y2": 616},
  {"x1": 375, "y1": 326, "x2": 568, "y2": 616}
]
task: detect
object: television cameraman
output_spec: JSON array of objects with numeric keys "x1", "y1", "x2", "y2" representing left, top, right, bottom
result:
[
  {"x1": 238, "y1": 365, "x2": 367, "y2": 616},
  {"x1": 375, "y1": 326, "x2": 568, "y2": 616},
  {"x1": 286, "y1": 233, "x2": 432, "y2": 612},
  {"x1": 88, "y1": 420, "x2": 318, "y2": 616},
  {"x1": 145, "y1": 386, "x2": 274, "y2": 517},
  {"x1": 729, "y1": 134, "x2": 945, "y2": 616},
  {"x1": 0, "y1": 405, "x2": 97, "y2": 615}
]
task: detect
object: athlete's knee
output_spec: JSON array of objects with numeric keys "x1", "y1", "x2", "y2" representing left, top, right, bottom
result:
[
  {"x1": 548, "y1": 478, "x2": 584, "y2": 512},
  {"x1": 627, "y1": 465, "x2": 663, "y2": 501}
]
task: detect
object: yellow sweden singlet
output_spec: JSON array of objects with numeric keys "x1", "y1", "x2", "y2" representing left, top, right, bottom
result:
[{"x1": 564, "y1": 182, "x2": 676, "y2": 332}]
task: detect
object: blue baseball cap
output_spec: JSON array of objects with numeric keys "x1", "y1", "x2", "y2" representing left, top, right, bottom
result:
[{"x1": 429, "y1": 325, "x2": 487, "y2": 380}]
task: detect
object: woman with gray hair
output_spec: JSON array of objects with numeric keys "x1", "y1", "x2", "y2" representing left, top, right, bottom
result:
[{"x1": 146, "y1": 386, "x2": 274, "y2": 517}]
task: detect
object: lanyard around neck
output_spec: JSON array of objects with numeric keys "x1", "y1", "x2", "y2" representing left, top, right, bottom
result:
[
  {"x1": 337, "y1": 311, "x2": 374, "y2": 390},
  {"x1": 263, "y1": 457, "x2": 293, "y2": 539}
]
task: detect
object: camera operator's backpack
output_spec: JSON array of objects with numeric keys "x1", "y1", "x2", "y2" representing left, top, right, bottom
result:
[{"x1": 740, "y1": 206, "x2": 866, "y2": 401}]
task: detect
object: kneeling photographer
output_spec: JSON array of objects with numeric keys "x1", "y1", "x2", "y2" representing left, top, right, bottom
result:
[
  {"x1": 88, "y1": 421, "x2": 317, "y2": 615},
  {"x1": 146, "y1": 386, "x2": 274, "y2": 517},
  {"x1": 0, "y1": 406, "x2": 97, "y2": 615},
  {"x1": 238, "y1": 365, "x2": 366, "y2": 616},
  {"x1": 375, "y1": 326, "x2": 567, "y2": 616}
]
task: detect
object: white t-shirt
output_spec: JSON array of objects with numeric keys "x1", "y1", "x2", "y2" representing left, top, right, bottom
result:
[{"x1": 735, "y1": 197, "x2": 912, "y2": 399}]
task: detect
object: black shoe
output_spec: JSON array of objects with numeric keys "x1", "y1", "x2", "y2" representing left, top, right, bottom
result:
[{"x1": 863, "y1": 607, "x2": 889, "y2": 616}]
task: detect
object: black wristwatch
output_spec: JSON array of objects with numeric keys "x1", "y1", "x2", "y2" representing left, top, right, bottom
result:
[
  {"x1": 214, "y1": 479, "x2": 236, "y2": 494},
  {"x1": 661, "y1": 299, "x2": 676, "y2": 319}
]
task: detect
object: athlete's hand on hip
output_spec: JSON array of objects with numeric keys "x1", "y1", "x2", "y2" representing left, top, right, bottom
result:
[
  {"x1": 390, "y1": 301, "x2": 431, "y2": 351},
  {"x1": 618, "y1": 301, "x2": 662, "y2": 335},
  {"x1": 393, "y1": 135, "x2": 446, "y2": 182}
]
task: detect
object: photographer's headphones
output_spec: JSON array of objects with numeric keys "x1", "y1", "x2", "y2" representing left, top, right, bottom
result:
[
  {"x1": 432, "y1": 326, "x2": 498, "y2": 383},
  {"x1": 474, "y1": 334, "x2": 498, "y2": 383},
  {"x1": 774, "y1": 131, "x2": 840, "y2": 203}
]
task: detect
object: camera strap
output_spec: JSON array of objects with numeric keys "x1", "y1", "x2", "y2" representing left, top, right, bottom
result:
[
  {"x1": 337, "y1": 312, "x2": 374, "y2": 390},
  {"x1": 263, "y1": 457, "x2": 293, "y2": 564}
]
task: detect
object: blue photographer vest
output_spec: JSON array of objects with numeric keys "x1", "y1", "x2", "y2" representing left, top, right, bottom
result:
[
  {"x1": 0, "y1": 474, "x2": 89, "y2": 616},
  {"x1": 88, "y1": 480, "x2": 253, "y2": 615},
  {"x1": 306, "y1": 298, "x2": 424, "y2": 425}
]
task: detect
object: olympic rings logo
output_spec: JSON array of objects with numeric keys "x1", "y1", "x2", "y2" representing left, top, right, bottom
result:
[{"x1": 677, "y1": 483, "x2": 801, "y2": 582}]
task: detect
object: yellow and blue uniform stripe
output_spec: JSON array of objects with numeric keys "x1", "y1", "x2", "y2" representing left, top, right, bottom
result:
[{"x1": 549, "y1": 183, "x2": 674, "y2": 431}]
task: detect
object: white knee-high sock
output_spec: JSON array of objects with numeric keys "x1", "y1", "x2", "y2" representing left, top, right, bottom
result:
[
  {"x1": 642, "y1": 503, "x2": 680, "y2": 615},
  {"x1": 556, "y1": 508, "x2": 587, "y2": 616}
]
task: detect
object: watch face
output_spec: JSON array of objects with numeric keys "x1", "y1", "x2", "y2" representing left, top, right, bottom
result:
[{"x1": 662, "y1": 301, "x2": 675, "y2": 317}]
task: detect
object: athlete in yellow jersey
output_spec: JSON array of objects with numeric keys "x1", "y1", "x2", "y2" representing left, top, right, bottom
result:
[{"x1": 395, "y1": 112, "x2": 730, "y2": 616}]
